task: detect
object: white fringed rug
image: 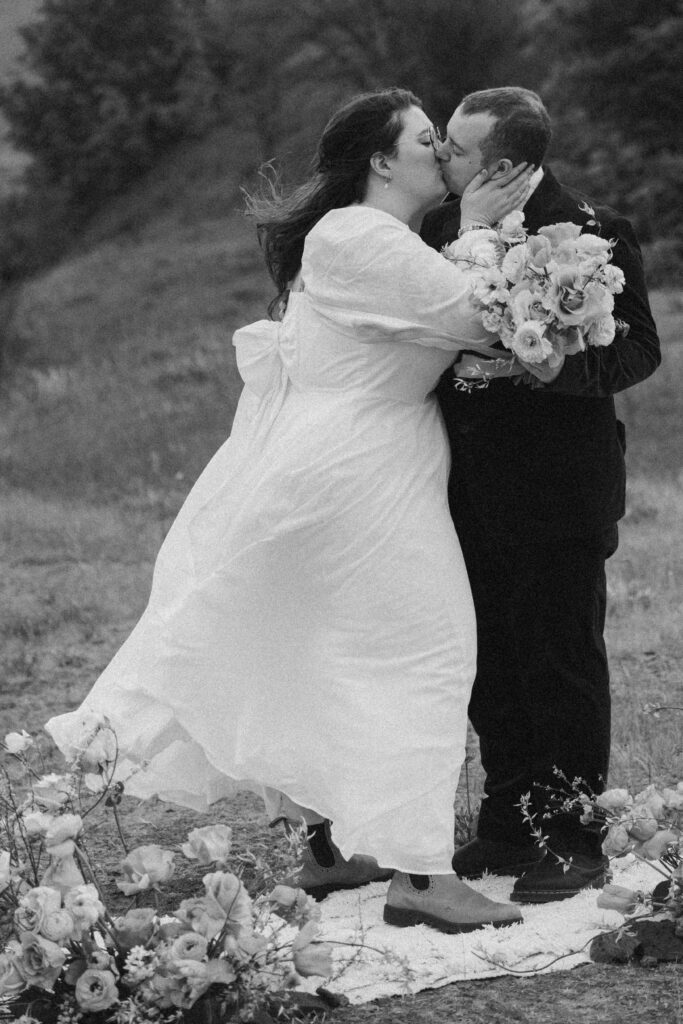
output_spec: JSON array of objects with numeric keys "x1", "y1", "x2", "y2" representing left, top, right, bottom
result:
[{"x1": 298, "y1": 855, "x2": 660, "y2": 1004}]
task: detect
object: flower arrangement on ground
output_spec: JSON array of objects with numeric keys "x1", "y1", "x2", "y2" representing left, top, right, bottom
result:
[
  {"x1": 442, "y1": 207, "x2": 628, "y2": 383},
  {"x1": 0, "y1": 723, "x2": 335, "y2": 1023},
  {"x1": 521, "y1": 773, "x2": 683, "y2": 944}
]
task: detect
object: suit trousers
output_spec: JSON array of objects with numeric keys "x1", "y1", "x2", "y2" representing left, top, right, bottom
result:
[{"x1": 453, "y1": 508, "x2": 618, "y2": 857}]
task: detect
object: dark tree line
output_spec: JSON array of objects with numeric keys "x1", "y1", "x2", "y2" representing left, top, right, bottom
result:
[{"x1": 0, "y1": 0, "x2": 680, "y2": 281}]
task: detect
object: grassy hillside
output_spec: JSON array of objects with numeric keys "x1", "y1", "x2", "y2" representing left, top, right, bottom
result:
[{"x1": 0, "y1": 0, "x2": 40, "y2": 192}]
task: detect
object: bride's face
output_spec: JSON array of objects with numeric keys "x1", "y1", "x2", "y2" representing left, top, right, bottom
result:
[{"x1": 386, "y1": 106, "x2": 447, "y2": 211}]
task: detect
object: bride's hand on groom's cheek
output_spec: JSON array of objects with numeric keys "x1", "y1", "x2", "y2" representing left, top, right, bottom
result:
[{"x1": 461, "y1": 163, "x2": 534, "y2": 224}]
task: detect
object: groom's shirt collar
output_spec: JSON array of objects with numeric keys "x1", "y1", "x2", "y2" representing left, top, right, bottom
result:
[{"x1": 521, "y1": 167, "x2": 544, "y2": 208}]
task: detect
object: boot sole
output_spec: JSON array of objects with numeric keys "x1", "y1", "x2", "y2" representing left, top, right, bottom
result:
[
  {"x1": 510, "y1": 874, "x2": 607, "y2": 904},
  {"x1": 305, "y1": 873, "x2": 394, "y2": 902},
  {"x1": 454, "y1": 858, "x2": 544, "y2": 880},
  {"x1": 383, "y1": 904, "x2": 521, "y2": 933}
]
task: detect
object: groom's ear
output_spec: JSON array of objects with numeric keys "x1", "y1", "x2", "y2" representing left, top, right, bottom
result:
[{"x1": 488, "y1": 158, "x2": 513, "y2": 179}]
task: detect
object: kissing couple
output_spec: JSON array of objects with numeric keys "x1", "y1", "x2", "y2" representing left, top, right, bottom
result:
[{"x1": 48, "y1": 85, "x2": 659, "y2": 934}]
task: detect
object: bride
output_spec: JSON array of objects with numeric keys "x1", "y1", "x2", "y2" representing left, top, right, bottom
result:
[{"x1": 48, "y1": 88, "x2": 532, "y2": 934}]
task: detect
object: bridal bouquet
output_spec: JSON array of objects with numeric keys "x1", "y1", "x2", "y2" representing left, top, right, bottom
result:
[
  {"x1": 443, "y1": 208, "x2": 628, "y2": 380},
  {"x1": 0, "y1": 723, "x2": 335, "y2": 1024}
]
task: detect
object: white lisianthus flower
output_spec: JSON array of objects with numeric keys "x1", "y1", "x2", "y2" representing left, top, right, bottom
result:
[
  {"x1": 182, "y1": 824, "x2": 232, "y2": 867},
  {"x1": 64, "y1": 884, "x2": 105, "y2": 928},
  {"x1": 601, "y1": 823, "x2": 632, "y2": 857},
  {"x1": 501, "y1": 244, "x2": 528, "y2": 283},
  {"x1": 15, "y1": 887, "x2": 62, "y2": 933},
  {"x1": 575, "y1": 232, "x2": 611, "y2": 256},
  {"x1": 538, "y1": 221, "x2": 582, "y2": 248},
  {"x1": 117, "y1": 845, "x2": 175, "y2": 895},
  {"x1": 509, "y1": 321, "x2": 553, "y2": 364},
  {"x1": 16, "y1": 932, "x2": 66, "y2": 991},
  {"x1": 603, "y1": 264, "x2": 625, "y2": 293},
  {"x1": 32, "y1": 774, "x2": 71, "y2": 810},
  {"x1": 633, "y1": 784, "x2": 667, "y2": 820},
  {"x1": 4, "y1": 731, "x2": 33, "y2": 755},
  {"x1": 636, "y1": 828, "x2": 679, "y2": 861},
  {"x1": 586, "y1": 314, "x2": 616, "y2": 347},
  {"x1": 23, "y1": 810, "x2": 54, "y2": 836},
  {"x1": 81, "y1": 729, "x2": 117, "y2": 772},
  {"x1": 0, "y1": 950, "x2": 26, "y2": 998},
  {"x1": 0, "y1": 850, "x2": 11, "y2": 893},
  {"x1": 45, "y1": 814, "x2": 83, "y2": 848},
  {"x1": 596, "y1": 788, "x2": 632, "y2": 811},
  {"x1": 202, "y1": 871, "x2": 253, "y2": 932}
]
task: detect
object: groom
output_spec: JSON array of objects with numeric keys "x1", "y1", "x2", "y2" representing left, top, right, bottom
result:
[{"x1": 422, "y1": 87, "x2": 660, "y2": 902}]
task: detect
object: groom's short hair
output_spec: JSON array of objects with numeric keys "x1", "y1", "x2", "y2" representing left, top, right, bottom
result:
[{"x1": 459, "y1": 87, "x2": 552, "y2": 169}]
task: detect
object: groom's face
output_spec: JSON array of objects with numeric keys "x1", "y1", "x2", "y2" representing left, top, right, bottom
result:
[{"x1": 437, "y1": 108, "x2": 500, "y2": 196}]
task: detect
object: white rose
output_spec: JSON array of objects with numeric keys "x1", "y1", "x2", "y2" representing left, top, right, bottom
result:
[
  {"x1": 4, "y1": 731, "x2": 33, "y2": 755},
  {"x1": 182, "y1": 825, "x2": 232, "y2": 867}
]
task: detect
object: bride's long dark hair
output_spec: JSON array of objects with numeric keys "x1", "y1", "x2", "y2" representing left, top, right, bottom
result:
[{"x1": 244, "y1": 88, "x2": 422, "y2": 308}]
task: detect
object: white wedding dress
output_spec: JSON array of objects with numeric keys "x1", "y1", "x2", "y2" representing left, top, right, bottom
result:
[{"x1": 47, "y1": 207, "x2": 502, "y2": 874}]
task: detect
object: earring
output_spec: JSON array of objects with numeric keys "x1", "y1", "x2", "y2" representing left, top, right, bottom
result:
[{"x1": 383, "y1": 176, "x2": 392, "y2": 189}]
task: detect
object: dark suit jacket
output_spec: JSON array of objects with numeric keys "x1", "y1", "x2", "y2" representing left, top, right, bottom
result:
[{"x1": 420, "y1": 169, "x2": 661, "y2": 537}]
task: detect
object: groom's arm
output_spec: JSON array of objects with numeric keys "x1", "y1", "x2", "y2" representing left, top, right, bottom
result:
[{"x1": 544, "y1": 215, "x2": 661, "y2": 397}]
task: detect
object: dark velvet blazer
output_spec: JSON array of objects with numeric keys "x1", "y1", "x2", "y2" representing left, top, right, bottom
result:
[{"x1": 420, "y1": 169, "x2": 661, "y2": 537}]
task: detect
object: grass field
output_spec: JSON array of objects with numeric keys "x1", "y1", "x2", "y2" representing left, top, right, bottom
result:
[{"x1": 1, "y1": 162, "x2": 682, "y2": 1018}]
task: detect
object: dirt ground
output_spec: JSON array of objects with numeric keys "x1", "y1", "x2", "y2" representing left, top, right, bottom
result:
[{"x1": 2, "y1": 611, "x2": 682, "y2": 1023}]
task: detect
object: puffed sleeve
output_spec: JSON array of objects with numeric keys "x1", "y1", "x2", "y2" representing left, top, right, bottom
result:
[{"x1": 301, "y1": 209, "x2": 503, "y2": 353}]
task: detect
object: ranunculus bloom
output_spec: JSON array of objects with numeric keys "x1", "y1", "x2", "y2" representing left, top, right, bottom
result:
[
  {"x1": 171, "y1": 932, "x2": 209, "y2": 962},
  {"x1": 202, "y1": 872, "x2": 253, "y2": 934},
  {"x1": 45, "y1": 813, "x2": 83, "y2": 848},
  {"x1": 182, "y1": 824, "x2": 232, "y2": 867},
  {"x1": 15, "y1": 932, "x2": 66, "y2": 990},
  {"x1": 586, "y1": 314, "x2": 616, "y2": 347},
  {"x1": 75, "y1": 968, "x2": 119, "y2": 1011},
  {"x1": 15, "y1": 887, "x2": 62, "y2": 934},
  {"x1": 113, "y1": 908, "x2": 157, "y2": 951},
  {"x1": 41, "y1": 909, "x2": 77, "y2": 943},
  {"x1": 64, "y1": 884, "x2": 105, "y2": 929},
  {"x1": 117, "y1": 845, "x2": 175, "y2": 895},
  {"x1": 0, "y1": 951, "x2": 26, "y2": 998},
  {"x1": 596, "y1": 788, "x2": 632, "y2": 811},
  {"x1": 4, "y1": 730, "x2": 33, "y2": 755},
  {"x1": 601, "y1": 823, "x2": 632, "y2": 857},
  {"x1": 509, "y1": 321, "x2": 554, "y2": 364},
  {"x1": 596, "y1": 883, "x2": 639, "y2": 914}
]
